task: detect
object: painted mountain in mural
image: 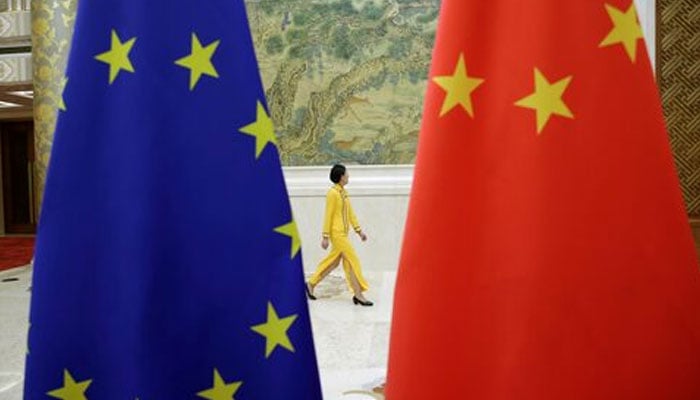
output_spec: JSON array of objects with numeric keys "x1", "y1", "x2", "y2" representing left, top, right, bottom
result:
[{"x1": 246, "y1": 0, "x2": 440, "y2": 165}]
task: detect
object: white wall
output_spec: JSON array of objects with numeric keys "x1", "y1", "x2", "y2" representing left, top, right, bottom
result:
[
  {"x1": 284, "y1": 165, "x2": 413, "y2": 273},
  {"x1": 635, "y1": 0, "x2": 656, "y2": 67}
]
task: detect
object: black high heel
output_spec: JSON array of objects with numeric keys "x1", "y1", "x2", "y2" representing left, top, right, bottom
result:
[
  {"x1": 305, "y1": 283, "x2": 317, "y2": 300},
  {"x1": 353, "y1": 296, "x2": 373, "y2": 306}
]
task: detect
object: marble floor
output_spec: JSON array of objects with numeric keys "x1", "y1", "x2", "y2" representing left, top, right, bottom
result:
[{"x1": 0, "y1": 266, "x2": 394, "y2": 399}]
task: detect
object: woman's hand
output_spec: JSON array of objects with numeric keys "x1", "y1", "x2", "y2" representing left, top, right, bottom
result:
[
  {"x1": 358, "y1": 231, "x2": 367, "y2": 242},
  {"x1": 321, "y1": 237, "x2": 329, "y2": 250}
]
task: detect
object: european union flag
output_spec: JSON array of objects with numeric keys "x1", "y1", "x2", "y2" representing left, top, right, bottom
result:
[{"x1": 24, "y1": 1, "x2": 322, "y2": 398}]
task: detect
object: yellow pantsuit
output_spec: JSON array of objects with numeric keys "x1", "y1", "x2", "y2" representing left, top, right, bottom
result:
[{"x1": 309, "y1": 184, "x2": 369, "y2": 292}]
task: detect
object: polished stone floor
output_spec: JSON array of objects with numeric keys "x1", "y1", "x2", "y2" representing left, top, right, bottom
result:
[{"x1": 0, "y1": 266, "x2": 393, "y2": 399}]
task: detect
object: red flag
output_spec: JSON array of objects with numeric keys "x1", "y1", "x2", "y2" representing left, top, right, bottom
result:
[{"x1": 386, "y1": 1, "x2": 700, "y2": 399}]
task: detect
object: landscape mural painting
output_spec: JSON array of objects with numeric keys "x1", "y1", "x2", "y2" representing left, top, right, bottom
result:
[{"x1": 246, "y1": 0, "x2": 440, "y2": 165}]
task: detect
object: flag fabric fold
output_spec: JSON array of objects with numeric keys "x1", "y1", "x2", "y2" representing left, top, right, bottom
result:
[
  {"x1": 24, "y1": 1, "x2": 321, "y2": 398},
  {"x1": 387, "y1": 1, "x2": 700, "y2": 398}
]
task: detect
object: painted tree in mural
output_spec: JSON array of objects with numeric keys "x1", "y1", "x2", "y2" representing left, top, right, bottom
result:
[{"x1": 246, "y1": 0, "x2": 440, "y2": 165}]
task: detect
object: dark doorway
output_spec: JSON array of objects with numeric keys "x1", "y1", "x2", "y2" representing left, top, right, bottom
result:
[{"x1": 1, "y1": 120, "x2": 35, "y2": 234}]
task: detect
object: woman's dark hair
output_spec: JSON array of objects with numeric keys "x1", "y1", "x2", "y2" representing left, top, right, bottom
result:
[{"x1": 330, "y1": 164, "x2": 346, "y2": 183}]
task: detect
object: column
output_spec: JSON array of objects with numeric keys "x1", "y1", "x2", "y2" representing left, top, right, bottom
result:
[{"x1": 31, "y1": 0, "x2": 76, "y2": 218}]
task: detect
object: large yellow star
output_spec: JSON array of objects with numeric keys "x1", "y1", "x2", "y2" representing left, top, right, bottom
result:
[
  {"x1": 251, "y1": 302, "x2": 298, "y2": 358},
  {"x1": 47, "y1": 370, "x2": 92, "y2": 400},
  {"x1": 599, "y1": 3, "x2": 644, "y2": 62},
  {"x1": 274, "y1": 219, "x2": 301, "y2": 259},
  {"x1": 432, "y1": 53, "x2": 484, "y2": 118},
  {"x1": 197, "y1": 369, "x2": 243, "y2": 400},
  {"x1": 239, "y1": 101, "x2": 277, "y2": 159},
  {"x1": 514, "y1": 68, "x2": 574, "y2": 134},
  {"x1": 94, "y1": 29, "x2": 136, "y2": 84},
  {"x1": 175, "y1": 33, "x2": 220, "y2": 90}
]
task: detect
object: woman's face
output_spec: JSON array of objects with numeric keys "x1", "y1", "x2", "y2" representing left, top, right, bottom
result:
[{"x1": 341, "y1": 171, "x2": 349, "y2": 185}]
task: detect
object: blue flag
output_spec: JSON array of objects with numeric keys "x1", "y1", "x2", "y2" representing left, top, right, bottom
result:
[{"x1": 24, "y1": 1, "x2": 321, "y2": 398}]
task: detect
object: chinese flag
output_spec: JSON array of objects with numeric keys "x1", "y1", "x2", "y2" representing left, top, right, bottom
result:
[{"x1": 386, "y1": 1, "x2": 700, "y2": 399}]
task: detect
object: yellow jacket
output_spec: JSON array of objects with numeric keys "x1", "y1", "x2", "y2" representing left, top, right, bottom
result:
[{"x1": 322, "y1": 184, "x2": 361, "y2": 238}]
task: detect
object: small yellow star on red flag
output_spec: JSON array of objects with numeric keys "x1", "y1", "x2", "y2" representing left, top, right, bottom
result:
[
  {"x1": 94, "y1": 29, "x2": 136, "y2": 84},
  {"x1": 432, "y1": 53, "x2": 484, "y2": 118},
  {"x1": 515, "y1": 68, "x2": 574, "y2": 134},
  {"x1": 175, "y1": 33, "x2": 221, "y2": 90},
  {"x1": 251, "y1": 302, "x2": 298, "y2": 358},
  {"x1": 239, "y1": 101, "x2": 277, "y2": 159},
  {"x1": 197, "y1": 369, "x2": 243, "y2": 400},
  {"x1": 599, "y1": 2, "x2": 644, "y2": 63},
  {"x1": 47, "y1": 369, "x2": 92, "y2": 400},
  {"x1": 274, "y1": 219, "x2": 301, "y2": 258}
]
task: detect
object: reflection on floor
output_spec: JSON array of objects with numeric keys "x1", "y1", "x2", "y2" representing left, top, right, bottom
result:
[{"x1": 0, "y1": 267, "x2": 395, "y2": 399}]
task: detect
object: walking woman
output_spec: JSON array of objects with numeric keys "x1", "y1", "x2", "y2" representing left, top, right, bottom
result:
[{"x1": 306, "y1": 164, "x2": 373, "y2": 306}]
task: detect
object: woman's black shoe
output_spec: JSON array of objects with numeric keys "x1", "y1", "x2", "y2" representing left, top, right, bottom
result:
[
  {"x1": 305, "y1": 283, "x2": 317, "y2": 300},
  {"x1": 353, "y1": 296, "x2": 373, "y2": 306}
]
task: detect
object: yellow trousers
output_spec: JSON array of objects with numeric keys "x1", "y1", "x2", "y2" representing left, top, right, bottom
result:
[{"x1": 309, "y1": 234, "x2": 369, "y2": 292}]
